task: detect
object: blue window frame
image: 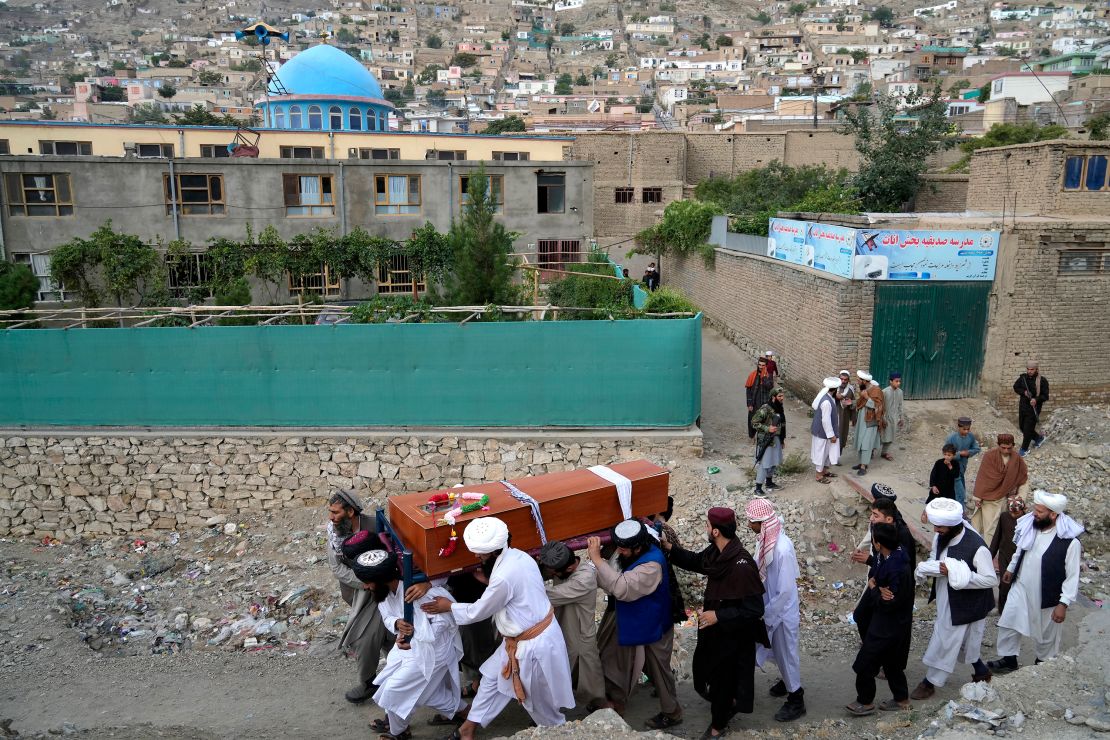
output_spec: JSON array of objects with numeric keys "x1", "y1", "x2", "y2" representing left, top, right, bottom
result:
[
  {"x1": 1085, "y1": 155, "x2": 1107, "y2": 191},
  {"x1": 1063, "y1": 156, "x2": 1083, "y2": 190}
]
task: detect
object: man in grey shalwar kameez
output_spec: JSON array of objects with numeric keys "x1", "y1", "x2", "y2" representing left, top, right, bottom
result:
[
  {"x1": 753, "y1": 387, "x2": 786, "y2": 496},
  {"x1": 852, "y1": 371, "x2": 885, "y2": 477}
]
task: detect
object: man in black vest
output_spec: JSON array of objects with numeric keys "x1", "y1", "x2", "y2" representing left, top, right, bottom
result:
[
  {"x1": 910, "y1": 498, "x2": 997, "y2": 700},
  {"x1": 989, "y1": 490, "x2": 1084, "y2": 673}
]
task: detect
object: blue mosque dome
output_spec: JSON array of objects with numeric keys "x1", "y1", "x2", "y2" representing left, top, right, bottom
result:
[{"x1": 258, "y1": 43, "x2": 394, "y2": 132}]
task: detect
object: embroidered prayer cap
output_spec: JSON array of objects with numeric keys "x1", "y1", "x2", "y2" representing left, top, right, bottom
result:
[
  {"x1": 925, "y1": 497, "x2": 964, "y2": 527},
  {"x1": 538, "y1": 540, "x2": 573, "y2": 570},
  {"x1": 462, "y1": 516, "x2": 509, "y2": 554},
  {"x1": 611, "y1": 519, "x2": 648, "y2": 548},
  {"x1": 997, "y1": 433, "x2": 1015, "y2": 445},
  {"x1": 352, "y1": 549, "x2": 399, "y2": 584},
  {"x1": 870, "y1": 483, "x2": 897, "y2": 502},
  {"x1": 872, "y1": 522, "x2": 900, "y2": 550},
  {"x1": 957, "y1": 416, "x2": 973, "y2": 427},
  {"x1": 744, "y1": 498, "x2": 775, "y2": 523},
  {"x1": 889, "y1": 372, "x2": 902, "y2": 380},
  {"x1": 329, "y1": 489, "x2": 363, "y2": 513},
  {"x1": 823, "y1": 376, "x2": 841, "y2": 389},
  {"x1": 1008, "y1": 496, "x2": 1027, "y2": 515},
  {"x1": 708, "y1": 506, "x2": 737, "y2": 529},
  {"x1": 857, "y1": 370, "x2": 873, "y2": 381},
  {"x1": 1033, "y1": 489, "x2": 1067, "y2": 514},
  {"x1": 770, "y1": 386, "x2": 785, "y2": 397},
  {"x1": 341, "y1": 529, "x2": 376, "y2": 560}
]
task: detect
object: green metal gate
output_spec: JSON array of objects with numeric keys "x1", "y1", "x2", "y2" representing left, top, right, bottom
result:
[{"x1": 869, "y1": 282, "x2": 991, "y2": 400}]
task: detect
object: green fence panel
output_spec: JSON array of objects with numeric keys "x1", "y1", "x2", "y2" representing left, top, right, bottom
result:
[{"x1": 0, "y1": 316, "x2": 702, "y2": 428}]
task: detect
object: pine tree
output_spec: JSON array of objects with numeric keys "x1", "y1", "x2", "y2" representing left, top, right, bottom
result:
[{"x1": 445, "y1": 165, "x2": 517, "y2": 305}]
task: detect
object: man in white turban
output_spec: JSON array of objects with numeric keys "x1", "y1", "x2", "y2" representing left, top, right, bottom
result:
[
  {"x1": 852, "y1": 371, "x2": 886, "y2": 476},
  {"x1": 910, "y1": 498, "x2": 997, "y2": 699},
  {"x1": 811, "y1": 377, "x2": 841, "y2": 483},
  {"x1": 421, "y1": 517, "x2": 575, "y2": 739},
  {"x1": 988, "y1": 490, "x2": 1083, "y2": 673}
]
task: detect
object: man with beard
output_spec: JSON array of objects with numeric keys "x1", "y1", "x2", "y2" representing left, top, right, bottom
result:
[
  {"x1": 422, "y1": 517, "x2": 574, "y2": 739},
  {"x1": 971, "y1": 434, "x2": 1029, "y2": 546},
  {"x1": 835, "y1": 370, "x2": 857, "y2": 454},
  {"x1": 745, "y1": 355, "x2": 776, "y2": 440},
  {"x1": 850, "y1": 491, "x2": 916, "y2": 641},
  {"x1": 910, "y1": 498, "x2": 997, "y2": 700},
  {"x1": 539, "y1": 541, "x2": 607, "y2": 712},
  {"x1": 989, "y1": 490, "x2": 1083, "y2": 673},
  {"x1": 662, "y1": 508, "x2": 768, "y2": 738},
  {"x1": 355, "y1": 550, "x2": 465, "y2": 740},
  {"x1": 752, "y1": 387, "x2": 786, "y2": 495},
  {"x1": 587, "y1": 520, "x2": 682, "y2": 729},
  {"x1": 810, "y1": 377, "x2": 841, "y2": 484},
  {"x1": 1013, "y1": 362, "x2": 1049, "y2": 456},
  {"x1": 746, "y1": 498, "x2": 805, "y2": 722},
  {"x1": 852, "y1": 371, "x2": 885, "y2": 477},
  {"x1": 326, "y1": 490, "x2": 431, "y2": 703}
]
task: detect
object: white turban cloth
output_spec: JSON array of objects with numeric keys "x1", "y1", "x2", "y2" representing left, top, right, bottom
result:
[
  {"x1": 462, "y1": 516, "x2": 509, "y2": 554},
  {"x1": 1033, "y1": 489, "x2": 1067, "y2": 514},
  {"x1": 812, "y1": 376, "x2": 843, "y2": 409},
  {"x1": 1013, "y1": 490, "x2": 1085, "y2": 551},
  {"x1": 926, "y1": 497, "x2": 964, "y2": 527},
  {"x1": 857, "y1": 370, "x2": 873, "y2": 381}
]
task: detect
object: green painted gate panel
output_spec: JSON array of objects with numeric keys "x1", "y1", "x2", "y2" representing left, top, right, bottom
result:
[
  {"x1": 869, "y1": 283, "x2": 990, "y2": 400},
  {"x1": 0, "y1": 317, "x2": 702, "y2": 428}
]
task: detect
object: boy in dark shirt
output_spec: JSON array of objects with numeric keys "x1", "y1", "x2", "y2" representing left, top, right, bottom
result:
[{"x1": 922, "y1": 444, "x2": 961, "y2": 523}]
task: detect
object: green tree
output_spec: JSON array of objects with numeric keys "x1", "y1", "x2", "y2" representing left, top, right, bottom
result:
[
  {"x1": 1088, "y1": 113, "x2": 1110, "y2": 141},
  {"x1": 173, "y1": 104, "x2": 238, "y2": 126},
  {"x1": 445, "y1": 165, "x2": 518, "y2": 305},
  {"x1": 128, "y1": 103, "x2": 168, "y2": 124},
  {"x1": 554, "y1": 73, "x2": 573, "y2": 94},
  {"x1": 335, "y1": 26, "x2": 357, "y2": 44},
  {"x1": 417, "y1": 64, "x2": 443, "y2": 84},
  {"x1": 949, "y1": 122, "x2": 1069, "y2": 170},
  {"x1": 605, "y1": 52, "x2": 620, "y2": 67},
  {"x1": 483, "y1": 115, "x2": 526, "y2": 134},
  {"x1": 384, "y1": 88, "x2": 406, "y2": 104},
  {"x1": 872, "y1": 6, "x2": 894, "y2": 26},
  {"x1": 426, "y1": 88, "x2": 446, "y2": 105},
  {"x1": 558, "y1": 22, "x2": 575, "y2": 35},
  {"x1": 0, "y1": 262, "x2": 38, "y2": 311},
  {"x1": 977, "y1": 82, "x2": 991, "y2": 103},
  {"x1": 750, "y1": 11, "x2": 772, "y2": 24},
  {"x1": 788, "y1": 2, "x2": 808, "y2": 16},
  {"x1": 632, "y1": 199, "x2": 723, "y2": 265},
  {"x1": 158, "y1": 83, "x2": 177, "y2": 98},
  {"x1": 405, "y1": 221, "x2": 453, "y2": 292},
  {"x1": 841, "y1": 85, "x2": 952, "y2": 211},
  {"x1": 100, "y1": 84, "x2": 126, "y2": 102},
  {"x1": 716, "y1": 34, "x2": 733, "y2": 47},
  {"x1": 948, "y1": 78, "x2": 971, "y2": 93},
  {"x1": 850, "y1": 49, "x2": 868, "y2": 62},
  {"x1": 198, "y1": 69, "x2": 224, "y2": 85},
  {"x1": 49, "y1": 221, "x2": 162, "y2": 308},
  {"x1": 575, "y1": 72, "x2": 589, "y2": 86},
  {"x1": 501, "y1": 30, "x2": 511, "y2": 41},
  {"x1": 427, "y1": 33, "x2": 443, "y2": 48},
  {"x1": 450, "y1": 52, "x2": 478, "y2": 68}
]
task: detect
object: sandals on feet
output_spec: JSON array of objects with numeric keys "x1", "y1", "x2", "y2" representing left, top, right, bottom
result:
[
  {"x1": 460, "y1": 682, "x2": 479, "y2": 699},
  {"x1": 846, "y1": 702, "x2": 876, "y2": 716},
  {"x1": 816, "y1": 476, "x2": 832, "y2": 484},
  {"x1": 881, "y1": 453, "x2": 895, "y2": 461},
  {"x1": 879, "y1": 699, "x2": 911, "y2": 711},
  {"x1": 645, "y1": 712, "x2": 684, "y2": 730},
  {"x1": 428, "y1": 712, "x2": 467, "y2": 727},
  {"x1": 379, "y1": 731, "x2": 412, "y2": 740},
  {"x1": 369, "y1": 718, "x2": 389, "y2": 733}
]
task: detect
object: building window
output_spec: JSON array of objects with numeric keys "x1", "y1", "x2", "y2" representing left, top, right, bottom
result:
[
  {"x1": 164, "y1": 173, "x2": 225, "y2": 215},
  {"x1": 200, "y1": 144, "x2": 232, "y2": 158},
  {"x1": 274, "y1": 108, "x2": 286, "y2": 128},
  {"x1": 379, "y1": 112, "x2": 388, "y2": 131},
  {"x1": 349, "y1": 108, "x2": 363, "y2": 130},
  {"x1": 1063, "y1": 155, "x2": 1108, "y2": 191},
  {"x1": 283, "y1": 174, "x2": 335, "y2": 216},
  {"x1": 289, "y1": 105, "x2": 303, "y2": 129},
  {"x1": 1058, "y1": 249, "x2": 1109, "y2": 277},
  {"x1": 426, "y1": 149, "x2": 467, "y2": 160},
  {"x1": 4, "y1": 173, "x2": 74, "y2": 216},
  {"x1": 166, "y1": 252, "x2": 214, "y2": 299},
  {"x1": 642, "y1": 186, "x2": 663, "y2": 204},
  {"x1": 359, "y1": 148, "x2": 401, "y2": 160},
  {"x1": 12, "y1": 253, "x2": 72, "y2": 301},
  {"x1": 459, "y1": 174, "x2": 504, "y2": 213},
  {"x1": 374, "y1": 174, "x2": 421, "y2": 214},
  {"x1": 536, "y1": 172, "x2": 565, "y2": 213},
  {"x1": 39, "y1": 140, "x2": 93, "y2": 155},
  {"x1": 308, "y1": 105, "x2": 323, "y2": 130},
  {"x1": 493, "y1": 151, "x2": 530, "y2": 161},
  {"x1": 0, "y1": 139, "x2": 10, "y2": 155},
  {"x1": 615, "y1": 187, "x2": 635, "y2": 204},
  {"x1": 536, "y1": 239, "x2": 581, "y2": 270},
  {"x1": 280, "y1": 146, "x2": 325, "y2": 159},
  {"x1": 329, "y1": 105, "x2": 343, "y2": 130},
  {"x1": 137, "y1": 142, "x2": 174, "y2": 158},
  {"x1": 289, "y1": 264, "x2": 341, "y2": 298},
  {"x1": 376, "y1": 253, "x2": 426, "y2": 294}
]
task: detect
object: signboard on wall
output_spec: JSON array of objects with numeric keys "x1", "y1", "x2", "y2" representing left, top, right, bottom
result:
[{"x1": 767, "y1": 218, "x2": 1000, "y2": 282}]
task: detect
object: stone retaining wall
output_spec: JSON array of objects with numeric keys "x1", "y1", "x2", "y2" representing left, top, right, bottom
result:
[{"x1": 0, "y1": 432, "x2": 702, "y2": 541}]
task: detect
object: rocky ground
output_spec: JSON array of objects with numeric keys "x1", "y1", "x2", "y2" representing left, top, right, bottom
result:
[{"x1": 0, "y1": 328, "x2": 1107, "y2": 739}]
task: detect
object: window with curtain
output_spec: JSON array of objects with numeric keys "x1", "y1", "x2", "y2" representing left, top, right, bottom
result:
[
  {"x1": 4, "y1": 173, "x2": 74, "y2": 216},
  {"x1": 374, "y1": 174, "x2": 421, "y2": 214},
  {"x1": 308, "y1": 105, "x2": 323, "y2": 130},
  {"x1": 1085, "y1": 155, "x2": 1107, "y2": 191},
  {"x1": 13, "y1": 252, "x2": 72, "y2": 300},
  {"x1": 349, "y1": 107, "x2": 362, "y2": 131},
  {"x1": 1063, "y1": 156, "x2": 1083, "y2": 190},
  {"x1": 289, "y1": 105, "x2": 302, "y2": 129},
  {"x1": 283, "y1": 174, "x2": 335, "y2": 216},
  {"x1": 275, "y1": 108, "x2": 286, "y2": 128},
  {"x1": 379, "y1": 112, "x2": 387, "y2": 131},
  {"x1": 329, "y1": 106, "x2": 343, "y2": 129},
  {"x1": 459, "y1": 174, "x2": 504, "y2": 213}
]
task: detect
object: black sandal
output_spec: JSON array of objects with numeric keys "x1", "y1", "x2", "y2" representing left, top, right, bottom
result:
[
  {"x1": 645, "y1": 712, "x2": 683, "y2": 730},
  {"x1": 369, "y1": 718, "x2": 389, "y2": 733},
  {"x1": 428, "y1": 712, "x2": 466, "y2": 726},
  {"x1": 460, "y1": 682, "x2": 479, "y2": 699},
  {"x1": 379, "y1": 731, "x2": 412, "y2": 740}
]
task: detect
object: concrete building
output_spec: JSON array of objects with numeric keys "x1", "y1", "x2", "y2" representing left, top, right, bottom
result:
[{"x1": 989, "y1": 72, "x2": 1071, "y2": 105}]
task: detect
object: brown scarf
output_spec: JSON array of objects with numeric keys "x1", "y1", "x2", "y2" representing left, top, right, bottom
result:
[
  {"x1": 972, "y1": 447, "x2": 1028, "y2": 502},
  {"x1": 501, "y1": 607, "x2": 555, "y2": 702},
  {"x1": 855, "y1": 384, "x2": 887, "y2": 428}
]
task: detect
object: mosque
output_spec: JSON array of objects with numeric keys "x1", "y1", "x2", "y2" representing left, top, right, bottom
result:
[{"x1": 256, "y1": 44, "x2": 395, "y2": 132}]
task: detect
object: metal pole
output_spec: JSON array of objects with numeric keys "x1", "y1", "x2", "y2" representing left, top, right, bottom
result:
[{"x1": 813, "y1": 71, "x2": 818, "y2": 129}]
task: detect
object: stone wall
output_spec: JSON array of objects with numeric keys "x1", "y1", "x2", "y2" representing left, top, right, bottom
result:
[
  {"x1": 665, "y1": 249, "x2": 874, "y2": 400},
  {"x1": 966, "y1": 140, "x2": 1110, "y2": 216},
  {"x1": 0, "y1": 432, "x2": 702, "y2": 541},
  {"x1": 915, "y1": 174, "x2": 970, "y2": 212}
]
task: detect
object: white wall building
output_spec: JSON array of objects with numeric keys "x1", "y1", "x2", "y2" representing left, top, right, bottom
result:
[{"x1": 989, "y1": 72, "x2": 1070, "y2": 105}]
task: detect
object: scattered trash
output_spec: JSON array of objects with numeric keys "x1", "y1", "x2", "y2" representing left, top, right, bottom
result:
[
  {"x1": 832, "y1": 581, "x2": 844, "y2": 590},
  {"x1": 223, "y1": 523, "x2": 237, "y2": 536},
  {"x1": 706, "y1": 466, "x2": 720, "y2": 474},
  {"x1": 827, "y1": 542, "x2": 840, "y2": 552}
]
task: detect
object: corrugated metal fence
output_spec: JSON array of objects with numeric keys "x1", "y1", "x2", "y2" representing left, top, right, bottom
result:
[{"x1": 0, "y1": 317, "x2": 702, "y2": 427}]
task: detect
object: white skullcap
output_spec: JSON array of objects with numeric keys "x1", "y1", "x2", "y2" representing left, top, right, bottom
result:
[
  {"x1": 1033, "y1": 489, "x2": 1067, "y2": 514},
  {"x1": 839, "y1": 370, "x2": 850, "y2": 376},
  {"x1": 765, "y1": 350, "x2": 774, "y2": 356},
  {"x1": 823, "y1": 376, "x2": 841, "y2": 389},
  {"x1": 462, "y1": 516, "x2": 509, "y2": 554},
  {"x1": 857, "y1": 370, "x2": 873, "y2": 381},
  {"x1": 926, "y1": 497, "x2": 964, "y2": 527}
]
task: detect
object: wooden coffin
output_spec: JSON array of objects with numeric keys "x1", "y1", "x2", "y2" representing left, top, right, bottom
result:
[{"x1": 387, "y1": 460, "x2": 669, "y2": 577}]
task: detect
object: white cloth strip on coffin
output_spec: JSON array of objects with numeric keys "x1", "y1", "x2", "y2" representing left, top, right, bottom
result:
[
  {"x1": 501, "y1": 480, "x2": 548, "y2": 545},
  {"x1": 588, "y1": 465, "x2": 634, "y2": 521}
]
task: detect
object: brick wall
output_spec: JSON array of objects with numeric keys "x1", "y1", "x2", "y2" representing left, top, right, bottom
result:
[
  {"x1": 915, "y1": 174, "x2": 970, "y2": 212},
  {"x1": 665, "y1": 249, "x2": 874, "y2": 401},
  {"x1": 967, "y1": 140, "x2": 1110, "y2": 216},
  {"x1": 981, "y1": 223, "x2": 1110, "y2": 409}
]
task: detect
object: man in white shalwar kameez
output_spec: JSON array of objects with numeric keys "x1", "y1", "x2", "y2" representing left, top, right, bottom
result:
[
  {"x1": 359, "y1": 551, "x2": 465, "y2": 740},
  {"x1": 810, "y1": 377, "x2": 841, "y2": 483},
  {"x1": 746, "y1": 498, "x2": 805, "y2": 722},
  {"x1": 989, "y1": 490, "x2": 1083, "y2": 673},
  {"x1": 911, "y1": 498, "x2": 997, "y2": 700},
  {"x1": 422, "y1": 517, "x2": 575, "y2": 740}
]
